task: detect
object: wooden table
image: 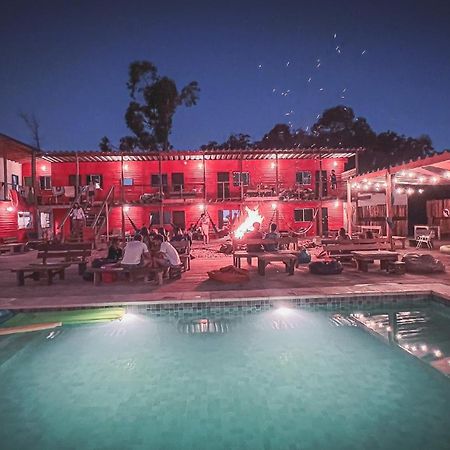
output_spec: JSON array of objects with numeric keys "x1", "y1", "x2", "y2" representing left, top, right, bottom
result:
[
  {"x1": 12, "y1": 263, "x2": 70, "y2": 286},
  {"x1": 351, "y1": 251, "x2": 399, "y2": 272},
  {"x1": 257, "y1": 252, "x2": 297, "y2": 276},
  {"x1": 0, "y1": 243, "x2": 26, "y2": 255}
]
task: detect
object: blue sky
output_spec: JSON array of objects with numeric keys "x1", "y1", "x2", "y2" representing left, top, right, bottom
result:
[{"x1": 1, "y1": 0, "x2": 449, "y2": 151}]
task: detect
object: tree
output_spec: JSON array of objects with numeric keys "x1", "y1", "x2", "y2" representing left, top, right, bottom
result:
[
  {"x1": 257, "y1": 124, "x2": 294, "y2": 148},
  {"x1": 123, "y1": 61, "x2": 200, "y2": 151},
  {"x1": 99, "y1": 136, "x2": 113, "y2": 152},
  {"x1": 18, "y1": 112, "x2": 42, "y2": 150}
]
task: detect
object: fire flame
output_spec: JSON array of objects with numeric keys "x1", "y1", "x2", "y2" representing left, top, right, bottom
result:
[{"x1": 234, "y1": 207, "x2": 263, "y2": 239}]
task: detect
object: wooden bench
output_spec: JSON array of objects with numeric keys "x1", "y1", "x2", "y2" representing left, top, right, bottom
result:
[
  {"x1": 0, "y1": 237, "x2": 26, "y2": 255},
  {"x1": 91, "y1": 265, "x2": 163, "y2": 286},
  {"x1": 351, "y1": 251, "x2": 399, "y2": 272},
  {"x1": 232, "y1": 237, "x2": 298, "y2": 267},
  {"x1": 37, "y1": 249, "x2": 91, "y2": 275},
  {"x1": 11, "y1": 263, "x2": 70, "y2": 286},
  {"x1": 171, "y1": 240, "x2": 191, "y2": 271},
  {"x1": 322, "y1": 238, "x2": 391, "y2": 262},
  {"x1": 257, "y1": 252, "x2": 297, "y2": 276}
]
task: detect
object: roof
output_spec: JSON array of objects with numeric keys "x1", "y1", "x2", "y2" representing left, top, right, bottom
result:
[
  {"x1": 347, "y1": 149, "x2": 450, "y2": 186},
  {"x1": 41, "y1": 147, "x2": 359, "y2": 163},
  {"x1": 0, "y1": 133, "x2": 38, "y2": 163}
]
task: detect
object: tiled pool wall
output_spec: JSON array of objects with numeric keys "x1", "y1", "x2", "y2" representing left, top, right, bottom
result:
[
  {"x1": 4, "y1": 292, "x2": 448, "y2": 317},
  {"x1": 126, "y1": 293, "x2": 437, "y2": 317}
]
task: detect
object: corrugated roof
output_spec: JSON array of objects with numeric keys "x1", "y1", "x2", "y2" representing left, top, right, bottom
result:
[{"x1": 41, "y1": 147, "x2": 359, "y2": 163}]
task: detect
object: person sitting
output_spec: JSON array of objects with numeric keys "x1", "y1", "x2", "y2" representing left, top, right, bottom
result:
[
  {"x1": 120, "y1": 234, "x2": 151, "y2": 268},
  {"x1": 264, "y1": 223, "x2": 280, "y2": 251},
  {"x1": 244, "y1": 222, "x2": 264, "y2": 264},
  {"x1": 337, "y1": 227, "x2": 350, "y2": 241},
  {"x1": 170, "y1": 227, "x2": 185, "y2": 242},
  {"x1": 151, "y1": 234, "x2": 182, "y2": 276},
  {"x1": 106, "y1": 238, "x2": 123, "y2": 262}
]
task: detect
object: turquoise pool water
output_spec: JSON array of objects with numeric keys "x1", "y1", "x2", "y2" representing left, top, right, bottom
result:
[{"x1": 1, "y1": 300, "x2": 450, "y2": 450}]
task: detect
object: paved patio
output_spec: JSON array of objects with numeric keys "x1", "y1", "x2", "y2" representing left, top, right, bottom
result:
[{"x1": 0, "y1": 240, "x2": 449, "y2": 309}]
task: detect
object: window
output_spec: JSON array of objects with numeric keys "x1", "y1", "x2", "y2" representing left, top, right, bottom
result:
[
  {"x1": 150, "y1": 211, "x2": 171, "y2": 225},
  {"x1": 69, "y1": 175, "x2": 82, "y2": 186},
  {"x1": 218, "y1": 209, "x2": 240, "y2": 229},
  {"x1": 151, "y1": 174, "x2": 168, "y2": 187},
  {"x1": 11, "y1": 174, "x2": 19, "y2": 190},
  {"x1": 18, "y1": 211, "x2": 33, "y2": 229},
  {"x1": 39, "y1": 176, "x2": 52, "y2": 190},
  {"x1": 122, "y1": 178, "x2": 134, "y2": 186},
  {"x1": 294, "y1": 208, "x2": 314, "y2": 222},
  {"x1": 232, "y1": 171, "x2": 250, "y2": 186},
  {"x1": 86, "y1": 174, "x2": 103, "y2": 188},
  {"x1": 217, "y1": 172, "x2": 229, "y2": 182},
  {"x1": 172, "y1": 173, "x2": 185, "y2": 191},
  {"x1": 40, "y1": 211, "x2": 51, "y2": 229},
  {"x1": 296, "y1": 171, "x2": 312, "y2": 185}
]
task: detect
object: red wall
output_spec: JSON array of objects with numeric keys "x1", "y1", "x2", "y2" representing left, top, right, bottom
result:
[{"x1": 39, "y1": 155, "x2": 348, "y2": 237}]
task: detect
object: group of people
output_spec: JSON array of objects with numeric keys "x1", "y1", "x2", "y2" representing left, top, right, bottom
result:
[
  {"x1": 336, "y1": 227, "x2": 374, "y2": 240},
  {"x1": 93, "y1": 226, "x2": 188, "y2": 277}
]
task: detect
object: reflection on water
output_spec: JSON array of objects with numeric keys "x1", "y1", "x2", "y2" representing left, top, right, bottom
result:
[
  {"x1": 342, "y1": 306, "x2": 450, "y2": 377},
  {"x1": 177, "y1": 318, "x2": 232, "y2": 334}
]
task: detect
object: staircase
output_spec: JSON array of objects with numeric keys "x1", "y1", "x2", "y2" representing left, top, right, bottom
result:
[{"x1": 58, "y1": 186, "x2": 115, "y2": 244}]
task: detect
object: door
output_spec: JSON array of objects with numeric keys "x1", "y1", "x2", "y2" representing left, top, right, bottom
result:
[
  {"x1": 315, "y1": 170, "x2": 328, "y2": 197},
  {"x1": 315, "y1": 207, "x2": 329, "y2": 236},
  {"x1": 217, "y1": 172, "x2": 230, "y2": 200},
  {"x1": 172, "y1": 210, "x2": 186, "y2": 229}
]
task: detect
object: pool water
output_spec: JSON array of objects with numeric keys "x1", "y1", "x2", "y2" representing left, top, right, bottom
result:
[{"x1": 1, "y1": 301, "x2": 450, "y2": 450}]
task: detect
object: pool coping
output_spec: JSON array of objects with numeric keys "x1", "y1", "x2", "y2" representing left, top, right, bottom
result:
[{"x1": 1, "y1": 282, "x2": 449, "y2": 310}]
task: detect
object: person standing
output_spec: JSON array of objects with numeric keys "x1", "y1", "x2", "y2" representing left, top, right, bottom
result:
[
  {"x1": 200, "y1": 212, "x2": 210, "y2": 245},
  {"x1": 71, "y1": 202, "x2": 86, "y2": 241}
]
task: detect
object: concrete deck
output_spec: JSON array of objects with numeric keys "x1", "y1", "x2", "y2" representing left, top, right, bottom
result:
[{"x1": 0, "y1": 241, "x2": 449, "y2": 309}]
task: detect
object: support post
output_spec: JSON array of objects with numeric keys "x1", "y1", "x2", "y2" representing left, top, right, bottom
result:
[
  {"x1": 75, "y1": 152, "x2": 80, "y2": 197},
  {"x1": 275, "y1": 152, "x2": 279, "y2": 228},
  {"x1": 121, "y1": 153, "x2": 125, "y2": 242},
  {"x1": 317, "y1": 151, "x2": 323, "y2": 237},
  {"x1": 346, "y1": 179, "x2": 352, "y2": 235},
  {"x1": 106, "y1": 202, "x2": 110, "y2": 243},
  {"x1": 3, "y1": 151, "x2": 8, "y2": 200},
  {"x1": 240, "y1": 151, "x2": 244, "y2": 201},
  {"x1": 158, "y1": 152, "x2": 163, "y2": 226},
  {"x1": 202, "y1": 152, "x2": 206, "y2": 203},
  {"x1": 385, "y1": 170, "x2": 393, "y2": 239}
]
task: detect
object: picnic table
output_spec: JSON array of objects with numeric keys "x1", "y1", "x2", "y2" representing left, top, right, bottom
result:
[
  {"x1": 12, "y1": 262, "x2": 71, "y2": 286},
  {"x1": 257, "y1": 251, "x2": 297, "y2": 276},
  {"x1": 351, "y1": 250, "x2": 399, "y2": 272},
  {"x1": 0, "y1": 242, "x2": 26, "y2": 255}
]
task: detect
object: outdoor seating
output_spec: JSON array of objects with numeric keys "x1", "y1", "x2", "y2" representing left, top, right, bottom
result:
[
  {"x1": 416, "y1": 233, "x2": 433, "y2": 249},
  {"x1": 37, "y1": 248, "x2": 91, "y2": 275},
  {"x1": 257, "y1": 253, "x2": 296, "y2": 276},
  {"x1": 232, "y1": 237, "x2": 298, "y2": 268},
  {"x1": 351, "y1": 250, "x2": 399, "y2": 272},
  {"x1": 0, "y1": 237, "x2": 26, "y2": 255},
  {"x1": 402, "y1": 253, "x2": 445, "y2": 273},
  {"x1": 11, "y1": 263, "x2": 70, "y2": 286},
  {"x1": 309, "y1": 260, "x2": 343, "y2": 275},
  {"x1": 322, "y1": 238, "x2": 391, "y2": 262}
]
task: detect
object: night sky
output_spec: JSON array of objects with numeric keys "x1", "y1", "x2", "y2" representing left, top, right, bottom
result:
[{"x1": 1, "y1": 0, "x2": 450, "y2": 151}]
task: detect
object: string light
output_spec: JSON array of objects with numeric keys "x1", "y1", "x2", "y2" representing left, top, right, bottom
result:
[
  {"x1": 396, "y1": 187, "x2": 404, "y2": 194},
  {"x1": 431, "y1": 176, "x2": 439, "y2": 184},
  {"x1": 406, "y1": 187, "x2": 415, "y2": 195},
  {"x1": 418, "y1": 188, "x2": 424, "y2": 194}
]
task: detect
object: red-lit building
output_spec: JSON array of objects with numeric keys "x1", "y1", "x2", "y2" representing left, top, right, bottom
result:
[{"x1": 1, "y1": 133, "x2": 357, "y2": 242}]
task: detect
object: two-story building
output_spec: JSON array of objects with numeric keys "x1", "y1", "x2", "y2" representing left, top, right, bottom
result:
[
  {"x1": 0, "y1": 132, "x2": 358, "y2": 241},
  {"x1": 23, "y1": 147, "x2": 356, "y2": 240}
]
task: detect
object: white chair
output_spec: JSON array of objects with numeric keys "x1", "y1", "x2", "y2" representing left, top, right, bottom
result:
[{"x1": 416, "y1": 233, "x2": 433, "y2": 249}]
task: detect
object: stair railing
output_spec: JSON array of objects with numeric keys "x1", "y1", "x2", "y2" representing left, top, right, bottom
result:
[
  {"x1": 91, "y1": 186, "x2": 115, "y2": 233},
  {"x1": 57, "y1": 186, "x2": 88, "y2": 231}
]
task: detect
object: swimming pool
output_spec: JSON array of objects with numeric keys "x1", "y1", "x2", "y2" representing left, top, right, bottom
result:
[{"x1": 1, "y1": 295, "x2": 450, "y2": 449}]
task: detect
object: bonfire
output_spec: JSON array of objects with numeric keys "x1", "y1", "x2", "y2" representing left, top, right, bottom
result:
[{"x1": 234, "y1": 207, "x2": 263, "y2": 239}]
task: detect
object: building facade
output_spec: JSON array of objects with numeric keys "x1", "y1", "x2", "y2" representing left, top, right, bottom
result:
[{"x1": 1, "y1": 135, "x2": 356, "y2": 241}]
